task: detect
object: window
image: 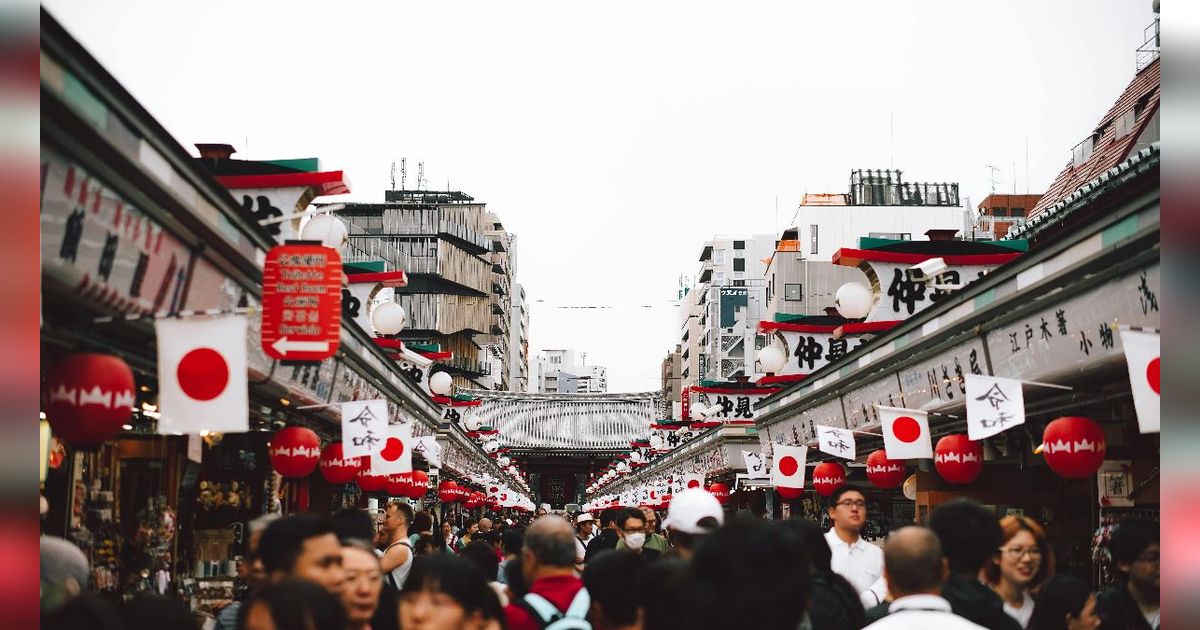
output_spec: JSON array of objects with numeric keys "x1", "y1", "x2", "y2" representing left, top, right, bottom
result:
[
  {"x1": 733, "y1": 258, "x2": 746, "y2": 272},
  {"x1": 715, "y1": 272, "x2": 726, "y2": 285},
  {"x1": 868, "y1": 232, "x2": 912, "y2": 240},
  {"x1": 733, "y1": 240, "x2": 745, "y2": 250},
  {"x1": 810, "y1": 225, "x2": 819, "y2": 255},
  {"x1": 1010, "y1": 207, "x2": 1026, "y2": 217},
  {"x1": 1072, "y1": 137, "x2": 1095, "y2": 168},
  {"x1": 784, "y1": 284, "x2": 802, "y2": 301},
  {"x1": 714, "y1": 249, "x2": 726, "y2": 265},
  {"x1": 733, "y1": 279, "x2": 746, "y2": 286},
  {"x1": 992, "y1": 208, "x2": 1008, "y2": 217}
]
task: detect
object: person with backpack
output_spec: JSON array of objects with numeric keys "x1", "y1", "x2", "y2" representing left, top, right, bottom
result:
[{"x1": 505, "y1": 515, "x2": 593, "y2": 630}]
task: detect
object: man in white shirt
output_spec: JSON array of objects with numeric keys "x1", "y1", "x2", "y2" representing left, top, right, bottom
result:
[
  {"x1": 864, "y1": 526, "x2": 986, "y2": 630},
  {"x1": 825, "y1": 486, "x2": 887, "y2": 607},
  {"x1": 573, "y1": 512, "x2": 595, "y2": 567}
]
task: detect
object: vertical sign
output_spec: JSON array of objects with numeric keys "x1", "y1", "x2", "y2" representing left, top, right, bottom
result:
[{"x1": 261, "y1": 244, "x2": 343, "y2": 362}]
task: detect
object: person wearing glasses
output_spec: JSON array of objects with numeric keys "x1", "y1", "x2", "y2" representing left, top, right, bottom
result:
[
  {"x1": 1096, "y1": 519, "x2": 1159, "y2": 630},
  {"x1": 825, "y1": 486, "x2": 887, "y2": 608},
  {"x1": 986, "y1": 516, "x2": 1056, "y2": 628}
]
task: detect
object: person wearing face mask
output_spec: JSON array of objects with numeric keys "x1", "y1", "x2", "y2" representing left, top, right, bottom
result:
[
  {"x1": 615, "y1": 508, "x2": 661, "y2": 562},
  {"x1": 986, "y1": 516, "x2": 1055, "y2": 629}
]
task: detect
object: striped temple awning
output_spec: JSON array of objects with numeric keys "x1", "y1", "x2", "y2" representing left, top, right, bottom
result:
[{"x1": 457, "y1": 390, "x2": 660, "y2": 451}]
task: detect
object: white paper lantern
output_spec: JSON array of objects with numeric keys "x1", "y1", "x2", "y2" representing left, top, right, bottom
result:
[
  {"x1": 484, "y1": 438, "x2": 500, "y2": 453},
  {"x1": 498, "y1": 456, "x2": 511, "y2": 467},
  {"x1": 429, "y1": 371, "x2": 453, "y2": 396},
  {"x1": 617, "y1": 461, "x2": 630, "y2": 473},
  {"x1": 650, "y1": 434, "x2": 664, "y2": 450},
  {"x1": 834, "y1": 282, "x2": 873, "y2": 319},
  {"x1": 758, "y1": 344, "x2": 787, "y2": 374},
  {"x1": 630, "y1": 451, "x2": 643, "y2": 464},
  {"x1": 464, "y1": 412, "x2": 483, "y2": 432},
  {"x1": 300, "y1": 214, "x2": 348, "y2": 250},
  {"x1": 371, "y1": 301, "x2": 407, "y2": 335}
]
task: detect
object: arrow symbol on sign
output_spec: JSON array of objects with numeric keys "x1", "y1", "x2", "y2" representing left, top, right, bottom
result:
[{"x1": 271, "y1": 337, "x2": 330, "y2": 356}]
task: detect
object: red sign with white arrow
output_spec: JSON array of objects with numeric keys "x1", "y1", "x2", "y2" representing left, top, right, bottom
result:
[{"x1": 261, "y1": 243, "x2": 343, "y2": 362}]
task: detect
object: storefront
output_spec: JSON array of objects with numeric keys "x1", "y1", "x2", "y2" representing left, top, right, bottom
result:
[{"x1": 753, "y1": 144, "x2": 1160, "y2": 578}]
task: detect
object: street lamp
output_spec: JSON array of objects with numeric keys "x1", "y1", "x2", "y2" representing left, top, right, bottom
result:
[
  {"x1": 430, "y1": 371, "x2": 453, "y2": 396},
  {"x1": 371, "y1": 301, "x2": 407, "y2": 335},
  {"x1": 834, "y1": 282, "x2": 873, "y2": 319},
  {"x1": 300, "y1": 214, "x2": 348, "y2": 250},
  {"x1": 757, "y1": 344, "x2": 787, "y2": 374}
]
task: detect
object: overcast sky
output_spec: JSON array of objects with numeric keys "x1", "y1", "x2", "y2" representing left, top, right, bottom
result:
[{"x1": 45, "y1": 0, "x2": 1154, "y2": 392}]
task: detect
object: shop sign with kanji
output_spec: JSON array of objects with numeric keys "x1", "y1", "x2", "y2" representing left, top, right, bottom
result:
[{"x1": 261, "y1": 244, "x2": 343, "y2": 361}]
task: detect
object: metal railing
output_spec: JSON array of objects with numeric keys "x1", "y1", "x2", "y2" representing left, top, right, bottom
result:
[{"x1": 1137, "y1": 17, "x2": 1160, "y2": 72}]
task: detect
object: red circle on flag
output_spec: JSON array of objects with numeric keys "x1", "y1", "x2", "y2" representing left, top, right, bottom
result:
[
  {"x1": 778, "y1": 455, "x2": 799, "y2": 476},
  {"x1": 893, "y1": 417, "x2": 921, "y2": 443},
  {"x1": 380, "y1": 437, "x2": 405, "y2": 461},
  {"x1": 177, "y1": 348, "x2": 228, "y2": 401},
  {"x1": 687, "y1": 479, "x2": 700, "y2": 488},
  {"x1": 1147, "y1": 357, "x2": 1160, "y2": 394}
]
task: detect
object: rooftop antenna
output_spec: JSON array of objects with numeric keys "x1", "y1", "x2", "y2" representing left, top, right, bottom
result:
[
  {"x1": 985, "y1": 164, "x2": 1001, "y2": 194},
  {"x1": 401, "y1": 158, "x2": 407, "y2": 190},
  {"x1": 390, "y1": 162, "x2": 396, "y2": 191},
  {"x1": 418, "y1": 162, "x2": 425, "y2": 190}
]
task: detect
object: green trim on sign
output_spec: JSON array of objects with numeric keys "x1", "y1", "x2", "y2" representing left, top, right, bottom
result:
[
  {"x1": 263, "y1": 158, "x2": 321, "y2": 172},
  {"x1": 62, "y1": 72, "x2": 108, "y2": 130},
  {"x1": 1102, "y1": 214, "x2": 1138, "y2": 248},
  {"x1": 773, "y1": 312, "x2": 810, "y2": 323},
  {"x1": 345, "y1": 261, "x2": 387, "y2": 273},
  {"x1": 893, "y1": 332, "x2": 910, "y2": 350},
  {"x1": 407, "y1": 343, "x2": 440, "y2": 353},
  {"x1": 973, "y1": 288, "x2": 996, "y2": 309}
]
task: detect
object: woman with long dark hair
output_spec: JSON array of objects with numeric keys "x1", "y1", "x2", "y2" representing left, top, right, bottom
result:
[
  {"x1": 1026, "y1": 575, "x2": 1100, "y2": 630},
  {"x1": 398, "y1": 554, "x2": 504, "y2": 630}
]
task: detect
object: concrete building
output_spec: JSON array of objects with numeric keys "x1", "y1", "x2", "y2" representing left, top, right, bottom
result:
[
  {"x1": 766, "y1": 171, "x2": 974, "y2": 321},
  {"x1": 509, "y1": 284, "x2": 531, "y2": 393},
  {"x1": 975, "y1": 193, "x2": 1042, "y2": 240},
  {"x1": 337, "y1": 189, "x2": 516, "y2": 390},
  {"x1": 693, "y1": 235, "x2": 776, "y2": 383},
  {"x1": 537, "y1": 349, "x2": 607, "y2": 393},
  {"x1": 660, "y1": 344, "x2": 683, "y2": 419}
]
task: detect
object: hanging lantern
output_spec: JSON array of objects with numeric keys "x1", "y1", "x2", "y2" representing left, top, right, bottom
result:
[
  {"x1": 812, "y1": 462, "x2": 846, "y2": 497},
  {"x1": 464, "y1": 412, "x2": 483, "y2": 432},
  {"x1": 776, "y1": 486, "x2": 804, "y2": 500},
  {"x1": 300, "y1": 214, "x2": 348, "y2": 250},
  {"x1": 406, "y1": 470, "x2": 429, "y2": 500},
  {"x1": 706, "y1": 482, "x2": 730, "y2": 505},
  {"x1": 385, "y1": 472, "x2": 412, "y2": 496},
  {"x1": 269, "y1": 427, "x2": 321, "y2": 478},
  {"x1": 356, "y1": 467, "x2": 389, "y2": 493},
  {"x1": 659, "y1": 492, "x2": 673, "y2": 510},
  {"x1": 934, "y1": 434, "x2": 984, "y2": 485},
  {"x1": 1042, "y1": 416, "x2": 1107, "y2": 478},
  {"x1": 318, "y1": 442, "x2": 364, "y2": 484},
  {"x1": 370, "y1": 301, "x2": 407, "y2": 336},
  {"x1": 438, "y1": 480, "x2": 460, "y2": 502},
  {"x1": 429, "y1": 371, "x2": 453, "y2": 396},
  {"x1": 757, "y1": 344, "x2": 788, "y2": 374},
  {"x1": 866, "y1": 449, "x2": 906, "y2": 489},
  {"x1": 45, "y1": 353, "x2": 136, "y2": 446},
  {"x1": 465, "y1": 491, "x2": 484, "y2": 509},
  {"x1": 834, "y1": 282, "x2": 873, "y2": 319}
]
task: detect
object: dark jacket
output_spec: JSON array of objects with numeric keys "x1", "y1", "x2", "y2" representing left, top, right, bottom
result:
[
  {"x1": 584, "y1": 528, "x2": 619, "y2": 563},
  {"x1": 808, "y1": 573, "x2": 866, "y2": 630},
  {"x1": 942, "y1": 574, "x2": 1023, "y2": 630},
  {"x1": 1096, "y1": 586, "x2": 1157, "y2": 630}
]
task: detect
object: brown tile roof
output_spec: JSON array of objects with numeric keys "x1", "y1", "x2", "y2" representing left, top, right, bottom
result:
[{"x1": 1030, "y1": 58, "x2": 1159, "y2": 218}]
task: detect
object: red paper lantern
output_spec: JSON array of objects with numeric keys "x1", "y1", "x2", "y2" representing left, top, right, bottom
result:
[
  {"x1": 406, "y1": 470, "x2": 429, "y2": 499},
  {"x1": 465, "y1": 492, "x2": 484, "y2": 509},
  {"x1": 934, "y1": 434, "x2": 984, "y2": 485},
  {"x1": 1042, "y1": 416, "x2": 1107, "y2": 478},
  {"x1": 706, "y1": 482, "x2": 730, "y2": 505},
  {"x1": 812, "y1": 462, "x2": 846, "y2": 497},
  {"x1": 356, "y1": 468, "x2": 389, "y2": 493},
  {"x1": 438, "y1": 480, "x2": 460, "y2": 503},
  {"x1": 776, "y1": 486, "x2": 805, "y2": 500},
  {"x1": 318, "y1": 442, "x2": 363, "y2": 484},
  {"x1": 866, "y1": 450, "x2": 906, "y2": 489},
  {"x1": 45, "y1": 353, "x2": 136, "y2": 446},
  {"x1": 659, "y1": 493, "x2": 672, "y2": 510},
  {"x1": 269, "y1": 427, "x2": 321, "y2": 478},
  {"x1": 386, "y1": 472, "x2": 412, "y2": 496}
]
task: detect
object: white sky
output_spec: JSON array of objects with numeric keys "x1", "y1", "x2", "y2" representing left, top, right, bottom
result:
[{"x1": 44, "y1": 0, "x2": 1153, "y2": 392}]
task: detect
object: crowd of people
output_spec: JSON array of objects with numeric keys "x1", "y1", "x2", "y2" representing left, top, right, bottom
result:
[{"x1": 40, "y1": 486, "x2": 1160, "y2": 630}]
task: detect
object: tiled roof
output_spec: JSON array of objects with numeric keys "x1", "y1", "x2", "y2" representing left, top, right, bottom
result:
[{"x1": 1030, "y1": 58, "x2": 1159, "y2": 218}]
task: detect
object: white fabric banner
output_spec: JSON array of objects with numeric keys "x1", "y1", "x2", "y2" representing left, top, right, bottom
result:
[
  {"x1": 341, "y1": 399, "x2": 389, "y2": 457},
  {"x1": 155, "y1": 316, "x2": 248, "y2": 434},
  {"x1": 742, "y1": 450, "x2": 769, "y2": 478},
  {"x1": 412, "y1": 435, "x2": 442, "y2": 469},
  {"x1": 816, "y1": 425, "x2": 857, "y2": 460},
  {"x1": 965, "y1": 374, "x2": 1026, "y2": 440},
  {"x1": 1120, "y1": 329, "x2": 1160, "y2": 433}
]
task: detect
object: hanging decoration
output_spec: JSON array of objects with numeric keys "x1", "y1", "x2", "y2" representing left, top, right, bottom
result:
[
  {"x1": 706, "y1": 482, "x2": 730, "y2": 505},
  {"x1": 1042, "y1": 416, "x2": 1107, "y2": 478},
  {"x1": 437, "y1": 480, "x2": 460, "y2": 503},
  {"x1": 318, "y1": 442, "x2": 364, "y2": 484},
  {"x1": 465, "y1": 491, "x2": 484, "y2": 509},
  {"x1": 269, "y1": 427, "x2": 321, "y2": 478},
  {"x1": 386, "y1": 472, "x2": 412, "y2": 496},
  {"x1": 812, "y1": 462, "x2": 846, "y2": 497},
  {"x1": 45, "y1": 352, "x2": 135, "y2": 446},
  {"x1": 406, "y1": 470, "x2": 429, "y2": 500},
  {"x1": 356, "y1": 467, "x2": 389, "y2": 494},
  {"x1": 866, "y1": 449, "x2": 906, "y2": 489},
  {"x1": 934, "y1": 434, "x2": 984, "y2": 485}
]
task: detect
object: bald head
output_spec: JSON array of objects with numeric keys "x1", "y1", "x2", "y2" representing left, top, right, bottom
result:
[
  {"x1": 883, "y1": 526, "x2": 947, "y2": 598},
  {"x1": 524, "y1": 515, "x2": 577, "y2": 568},
  {"x1": 478, "y1": 517, "x2": 493, "y2": 532}
]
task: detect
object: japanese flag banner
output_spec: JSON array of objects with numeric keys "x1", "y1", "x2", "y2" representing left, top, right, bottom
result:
[
  {"x1": 370, "y1": 422, "x2": 413, "y2": 476},
  {"x1": 341, "y1": 399, "x2": 388, "y2": 457},
  {"x1": 771, "y1": 444, "x2": 808, "y2": 488},
  {"x1": 816, "y1": 425, "x2": 857, "y2": 460},
  {"x1": 742, "y1": 450, "x2": 769, "y2": 478},
  {"x1": 155, "y1": 316, "x2": 248, "y2": 434},
  {"x1": 486, "y1": 482, "x2": 502, "y2": 498},
  {"x1": 876, "y1": 406, "x2": 933, "y2": 460},
  {"x1": 1120, "y1": 329, "x2": 1160, "y2": 433},
  {"x1": 682, "y1": 473, "x2": 705, "y2": 491},
  {"x1": 965, "y1": 375, "x2": 1026, "y2": 440}
]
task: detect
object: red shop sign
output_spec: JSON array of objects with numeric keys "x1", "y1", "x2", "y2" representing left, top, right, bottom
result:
[{"x1": 261, "y1": 243, "x2": 343, "y2": 362}]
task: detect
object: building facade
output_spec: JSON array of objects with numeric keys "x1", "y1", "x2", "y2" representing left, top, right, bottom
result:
[
  {"x1": 509, "y1": 283, "x2": 531, "y2": 393},
  {"x1": 691, "y1": 235, "x2": 776, "y2": 383},
  {"x1": 975, "y1": 193, "x2": 1042, "y2": 240},
  {"x1": 537, "y1": 349, "x2": 607, "y2": 393}
]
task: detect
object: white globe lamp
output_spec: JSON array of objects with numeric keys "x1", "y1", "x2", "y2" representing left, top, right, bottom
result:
[
  {"x1": 835, "y1": 282, "x2": 873, "y2": 319},
  {"x1": 301, "y1": 214, "x2": 348, "y2": 250},
  {"x1": 484, "y1": 438, "x2": 500, "y2": 453},
  {"x1": 464, "y1": 412, "x2": 483, "y2": 432},
  {"x1": 429, "y1": 371, "x2": 453, "y2": 396},
  {"x1": 650, "y1": 434, "x2": 664, "y2": 450},
  {"x1": 758, "y1": 344, "x2": 788, "y2": 374},
  {"x1": 498, "y1": 455, "x2": 511, "y2": 467},
  {"x1": 370, "y1": 301, "x2": 407, "y2": 335},
  {"x1": 630, "y1": 451, "x2": 643, "y2": 464}
]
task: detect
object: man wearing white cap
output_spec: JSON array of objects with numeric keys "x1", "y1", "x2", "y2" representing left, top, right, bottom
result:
[
  {"x1": 573, "y1": 512, "x2": 596, "y2": 567},
  {"x1": 663, "y1": 488, "x2": 725, "y2": 560}
]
